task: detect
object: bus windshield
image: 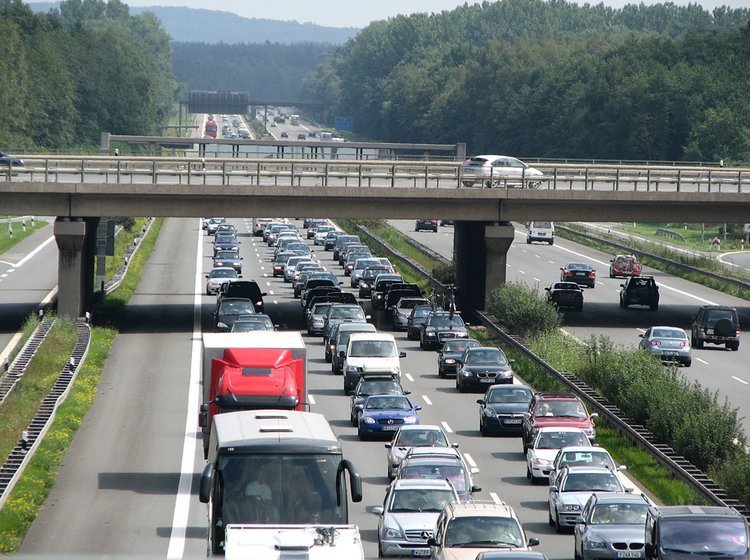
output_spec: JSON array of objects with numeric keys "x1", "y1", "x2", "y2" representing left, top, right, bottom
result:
[{"x1": 218, "y1": 454, "x2": 346, "y2": 526}]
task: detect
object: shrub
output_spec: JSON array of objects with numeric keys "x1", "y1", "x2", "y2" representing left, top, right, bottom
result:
[{"x1": 488, "y1": 282, "x2": 562, "y2": 338}]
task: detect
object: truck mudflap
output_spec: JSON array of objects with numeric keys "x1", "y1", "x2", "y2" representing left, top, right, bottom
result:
[{"x1": 224, "y1": 524, "x2": 364, "y2": 560}]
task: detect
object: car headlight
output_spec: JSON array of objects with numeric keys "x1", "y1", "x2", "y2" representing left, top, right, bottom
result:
[
  {"x1": 560, "y1": 504, "x2": 581, "y2": 511},
  {"x1": 217, "y1": 322, "x2": 229, "y2": 329},
  {"x1": 383, "y1": 527, "x2": 403, "y2": 539},
  {"x1": 445, "y1": 358, "x2": 456, "y2": 364},
  {"x1": 532, "y1": 458, "x2": 552, "y2": 467},
  {"x1": 584, "y1": 538, "x2": 608, "y2": 549},
  {"x1": 360, "y1": 282, "x2": 369, "y2": 288},
  {"x1": 461, "y1": 370, "x2": 473, "y2": 377},
  {"x1": 426, "y1": 331, "x2": 436, "y2": 338},
  {"x1": 403, "y1": 416, "x2": 418, "y2": 424},
  {"x1": 483, "y1": 409, "x2": 496, "y2": 417},
  {"x1": 363, "y1": 417, "x2": 376, "y2": 424}
]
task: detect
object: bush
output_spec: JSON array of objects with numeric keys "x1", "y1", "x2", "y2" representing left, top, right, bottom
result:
[
  {"x1": 432, "y1": 262, "x2": 455, "y2": 284},
  {"x1": 488, "y1": 282, "x2": 562, "y2": 338}
]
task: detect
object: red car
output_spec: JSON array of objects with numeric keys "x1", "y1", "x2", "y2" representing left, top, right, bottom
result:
[
  {"x1": 560, "y1": 262, "x2": 596, "y2": 288},
  {"x1": 522, "y1": 392, "x2": 598, "y2": 452},
  {"x1": 609, "y1": 254, "x2": 642, "y2": 278}
]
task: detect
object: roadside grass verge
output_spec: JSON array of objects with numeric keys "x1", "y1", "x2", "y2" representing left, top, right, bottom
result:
[
  {"x1": 614, "y1": 222, "x2": 745, "y2": 253},
  {"x1": 558, "y1": 225, "x2": 750, "y2": 299},
  {"x1": 0, "y1": 219, "x2": 48, "y2": 254},
  {"x1": 104, "y1": 218, "x2": 150, "y2": 283},
  {"x1": 0, "y1": 219, "x2": 164, "y2": 552}
]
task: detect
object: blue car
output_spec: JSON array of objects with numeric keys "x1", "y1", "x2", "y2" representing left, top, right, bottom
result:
[{"x1": 355, "y1": 395, "x2": 421, "y2": 441}]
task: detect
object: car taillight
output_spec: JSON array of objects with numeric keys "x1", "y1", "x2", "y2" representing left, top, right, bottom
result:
[
  {"x1": 589, "y1": 271, "x2": 596, "y2": 277},
  {"x1": 652, "y1": 339, "x2": 661, "y2": 346},
  {"x1": 680, "y1": 341, "x2": 689, "y2": 348},
  {"x1": 431, "y1": 220, "x2": 437, "y2": 225}
]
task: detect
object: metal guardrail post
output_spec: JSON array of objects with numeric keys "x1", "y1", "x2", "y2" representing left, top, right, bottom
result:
[
  {"x1": 424, "y1": 166, "x2": 428, "y2": 188},
  {"x1": 615, "y1": 168, "x2": 620, "y2": 191},
  {"x1": 80, "y1": 159, "x2": 85, "y2": 183},
  {"x1": 44, "y1": 159, "x2": 49, "y2": 183},
  {"x1": 677, "y1": 169, "x2": 681, "y2": 192},
  {"x1": 391, "y1": 165, "x2": 396, "y2": 188},
  {"x1": 646, "y1": 168, "x2": 651, "y2": 191},
  {"x1": 584, "y1": 168, "x2": 589, "y2": 191},
  {"x1": 358, "y1": 164, "x2": 363, "y2": 187},
  {"x1": 324, "y1": 163, "x2": 329, "y2": 187},
  {"x1": 152, "y1": 159, "x2": 157, "y2": 184},
  {"x1": 222, "y1": 161, "x2": 227, "y2": 185},
  {"x1": 708, "y1": 170, "x2": 712, "y2": 192},
  {"x1": 256, "y1": 162, "x2": 261, "y2": 186},
  {"x1": 553, "y1": 167, "x2": 557, "y2": 190},
  {"x1": 116, "y1": 160, "x2": 121, "y2": 183}
]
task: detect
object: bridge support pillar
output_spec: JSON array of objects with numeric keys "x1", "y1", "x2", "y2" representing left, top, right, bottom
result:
[
  {"x1": 455, "y1": 221, "x2": 515, "y2": 311},
  {"x1": 55, "y1": 217, "x2": 98, "y2": 319}
]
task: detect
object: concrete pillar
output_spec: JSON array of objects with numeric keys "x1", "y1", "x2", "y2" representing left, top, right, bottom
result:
[
  {"x1": 484, "y1": 223, "x2": 516, "y2": 310},
  {"x1": 54, "y1": 218, "x2": 98, "y2": 319},
  {"x1": 454, "y1": 221, "x2": 516, "y2": 311}
]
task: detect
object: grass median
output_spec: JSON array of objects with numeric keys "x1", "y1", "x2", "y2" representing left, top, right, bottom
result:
[
  {"x1": 0, "y1": 218, "x2": 163, "y2": 552},
  {"x1": 0, "y1": 218, "x2": 48, "y2": 255}
]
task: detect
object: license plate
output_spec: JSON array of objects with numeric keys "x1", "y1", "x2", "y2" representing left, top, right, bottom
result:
[
  {"x1": 575, "y1": 272, "x2": 586, "y2": 276},
  {"x1": 504, "y1": 419, "x2": 522, "y2": 424},
  {"x1": 381, "y1": 426, "x2": 399, "y2": 431},
  {"x1": 663, "y1": 351, "x2": 678, "y2": 356},
  {"x1": 480, "y1": 378, "x2": 493, "y2": 383},
  {"x1": 412, "y1": 550, "x2": 430, "y2": 557},
  {"x1": 707, "y1": 328, "x2": 714, "y2": 335},
  {"x1": 617, "y1": 552, "x2": 641, "y2": 558}
]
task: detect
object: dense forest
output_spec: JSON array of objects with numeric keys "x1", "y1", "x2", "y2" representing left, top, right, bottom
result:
[
  {"x1": 303, "y1": 0, "x2": 750, "y2": 163},
  {"x1": 171, "y1": 42, "x2": 334, "y2": 99},
  {"x1": 0, "y1": 0, "x2": 177, "y2": 149}
]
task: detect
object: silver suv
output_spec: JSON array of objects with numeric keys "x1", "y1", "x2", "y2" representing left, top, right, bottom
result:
[{"x1": 373, "y1": 478, "x2": 459, "y2": 557}]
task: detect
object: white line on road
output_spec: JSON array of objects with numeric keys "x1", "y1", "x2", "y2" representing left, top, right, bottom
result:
[
  {"x1": 15, "y1": 235, "x2": 55, "y2": 268},
  {"x1": 696, "y1": 357, "x2": 710, "y2": 365},
  {"x1": 489, "y1": 492, "x2": 502, "y2": 504},
  {"x1": 405, "y1": 373, "x2": 415, "y2": 382},
  {"x1": 732, "y1": 376, "x2": 748, "y2": 385},
  {"x1": 519, "y1": 270, "x2": 526, "y2": 275},
  {"x1": 422, "y1": 395, "x2": 432, "y2": 405},
  {"x1": 167, "y1": 221, "x2": 203, "y2": 558},
  {"x1": 463, "y1": 453, "x2": 477, "y2": 468},
  {"x1": 547, "y1": 260, "x2": 555, "y2": 264},
  {"x1": 636, "y1": 328, "x2": 646, "y2": 333},
  {"x1": 308, "y1": 394, "x2": 317, "y2": 405},
  {"x1": 533, "y1": 277, "x2": 541, "y2": 283},
  {"x1": 441, "y1": 421, "x2": 453, "y2": 433}
]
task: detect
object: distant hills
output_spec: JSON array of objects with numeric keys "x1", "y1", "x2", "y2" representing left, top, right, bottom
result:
[{"x1": 25, "y1": 2, "x2": 360, "y2": 44}]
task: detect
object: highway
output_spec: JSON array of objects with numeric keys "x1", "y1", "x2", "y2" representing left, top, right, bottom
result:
[
  {"x1": 388, "y1": 219, "x2": 750, "y2": 435},
  {"x1": 13, "y1": 215, "x2": 749, "y2": 559}
]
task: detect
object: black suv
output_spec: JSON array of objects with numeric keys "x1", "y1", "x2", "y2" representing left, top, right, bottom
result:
[
  {"x1": 691, "y1": 305, "x2": 740, "y2": 350},
  {"x1": 419, "y1": 311, "x2": 469, "y2": 350},
  {"x1": 619, "y1": 276, "x2": 659, "y2": 310},
  {"x1": 218, "y1": 280, "x2": 266, "y2": 313}
]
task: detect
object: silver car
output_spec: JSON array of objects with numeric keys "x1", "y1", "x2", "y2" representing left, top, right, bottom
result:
[
  {"x1": 549, "y1": 466, "x2": 632, "y2": 533},
  {"x1": 638, "y1": 326, "x2": 692, "y2": 367},
  {"x1": 373, "y1": 478, "x2": 459, "y2": 557},
  {"x1": 460, "y1": 154, "x2": 543, "y2": 188},
  {"x1": 573, "y1": 492, "x2": 650, "y2": 560},
  {"x1": 385, "y1": 425, "x2": 453, "y2": 480},
  {"x1": 204, "y1": 267, "x2": 239, "y2": 295}
]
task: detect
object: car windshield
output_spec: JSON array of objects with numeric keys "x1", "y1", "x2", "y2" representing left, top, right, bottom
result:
[
  {"x1": 558, "y1": 451, "x2": 614, "y2": 470},
  {"x1": 398, "y1": 299, "x2": 426, "y2": 310},
  {"x1": 389, "y1": 489, "x2": 455, "y2": 513},
  {"x1": 358, "y1": 380, "x2": 401, "y2": 396},
  {"x1": 395, "y1": 429, "x2": 448, "y2": 447},
  {"x1": 660, "y1": 519, "x2": 748, "y2": 554},
  {"x1": 706, "y1": 309, "x2": 736, "y2": 322},
  {"x1": 231, "y1": 320, "x2": 272, "y2": 332},
  {"x1": 400, "y1": 465, "x2": 467, "y2": 493},
  {"x1": 651, "y1": 328, "x2": 686, "y2": 339},
  {"x1": 562, "y1": 473, "x2": 621, "y2": 492},
  {"x1": 465, "y1": 349, "x2": 507, "y2": 366},
  {"x1": 215, "y1": 236, "x2": 236, "y2": 244},
  {"x1": 330, "y1": 307, "x2": 365, "y2": 320},
  {"x1": 366, "y1": 396, "x2": 411, "y2": 410},
  {"x1": 567, "y1": 263, "x2": 588, "y2": 270},
  {"x1": 429, "y1": 315, "x2": 465, "y2": 328},
  {"x1": 412, "y1": 308, "x2": 431, "y2": 318},
  {"x1": 591, "y1": 503, "x2": 649, "y2": 525},
  {"x1": 210, "y1": 269, "x2": 237, "y2": 278},
  {"x1": 487, "y1": 388, "x2": 532, "y2": 404},
  {"x1": 219, "y1": 300, "x2": 254, "y2": 316},
  {"x1": 444, "y1": 517, "x2": 524, "y2": 548},
  {"x1": 311, "y1": 304, "x2": 333, "y2": 316},
  {"x1": 536, "y1": 400, "x2": 587, "y2": 418},
  {"x1": 444, "y1": 340, "x2": 477, "y2": 353},
  {"x1": 350, "y1": 340, "x2": 397, "y2": 358},
  {"x1": 536, "y1": 431, "x2": 589, "y2": 449},
  {"x1": 215, "y1": 251, "x2": 239, "y2": 259}
]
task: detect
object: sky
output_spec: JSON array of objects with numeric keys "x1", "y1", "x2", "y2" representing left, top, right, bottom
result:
[{"x1": 116, "y1": 0, "x2": 750, "y2": 28}]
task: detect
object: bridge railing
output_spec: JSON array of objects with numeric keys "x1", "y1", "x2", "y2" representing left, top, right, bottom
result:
[{"x1": 3, "y1": 156, "x2": 750, "y2": 192}]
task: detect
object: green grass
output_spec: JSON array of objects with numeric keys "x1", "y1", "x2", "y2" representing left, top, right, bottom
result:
[
  {"x1": 104, "y1": 218, "x2": 150, "y2": 282},
  {"x1": 0, "y1": 218, "x2": 164, "y2": 552},
  {"x1": 0, "y1": 218, "x2": 48, "y2": 254},
  {"x1": 614, "y1": 222, "x2": 740, "y2": 252}
]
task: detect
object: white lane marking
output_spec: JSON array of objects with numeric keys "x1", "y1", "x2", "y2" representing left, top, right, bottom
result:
[
  {"x1": 422, "y1": 395, "x2": 432, "y2": 405},
  {"x1": 269, "y1": 291, "x2": 275, "y2": 295},
  {"x1": 696, "y1": 357, "x2": 710, "y2": 365},
  {"x1": 533, "y1": 277, "x2": 541, "y2": 283},
  {"x1": 534, "y1": 254, "x2": 541, "y2": 258},
  {"x1": 0, "y1": 260, "x2": 14, "y2": 266},
  {"x1": 167, "y1": 220, "x2": 203, "y2": 558},
  {"x1": 732, "y1": 376, "x2": 748, "y2": 385},
  {"x1": 273, "y1": 300, "x2": 278, "y2": 305},
  {"x1": 0, "y1": 274, "x2": 7, "y2": 278},
  {"x1": 489, "y1": 492, "x2": 502, "y2": 504},
  {"x1": 405, "y1": 373, "x2": 415, "y2": 382},
  {"x1": 441, "y1": 421, "x2": 453, "y2": 434},
  {"x1": 547, "y1": 260, "x2": 555, "y2": 264},
  {"x1": 15, "y1": 235, "x2": 55, "y2": 268},
  {"x1": 463, "y1": 453, "x2": 477, "y2": 468},
  {"x1": 519, "y1": 270, "x2": 526, "y2": 275},
  {"x1": 308, "y1": 394, "x2": 317, "y2": 405},
  {"x1": 636, "y1": 328, "x2": 646, "y2": 333}
]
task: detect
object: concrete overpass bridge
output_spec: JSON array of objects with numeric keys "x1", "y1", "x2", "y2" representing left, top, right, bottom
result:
[{"x1": 2, "y1": 155, "x2": 749, "y2": 317}]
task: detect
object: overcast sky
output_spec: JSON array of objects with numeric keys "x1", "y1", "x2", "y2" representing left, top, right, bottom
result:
[{"x1": 117, "y1": 0, "x2": 750, "y2": 28}]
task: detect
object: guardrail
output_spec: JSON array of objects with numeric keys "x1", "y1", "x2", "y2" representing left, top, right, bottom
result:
[
  {"x1": 3, "y1": 156, "x2": 750, "y2": 192},
  {"x1": 654, "y1": 228, "x2": 687, "y2": 242},
  {"x1": 354, "y1": 221, "x2": 749, "y2": 519}
]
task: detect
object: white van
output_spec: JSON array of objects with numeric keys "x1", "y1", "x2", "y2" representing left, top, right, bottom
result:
[
  {"x1": 342, "y1": 332, "x2": 405, "y2": 394},
  {"x1": 527, "y1": 221, "x2": 554, "y2": 245}
]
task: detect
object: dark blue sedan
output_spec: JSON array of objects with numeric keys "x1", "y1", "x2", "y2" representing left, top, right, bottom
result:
[{"x1": 355, "y1": 395, "x2": 421, "y2": 441}]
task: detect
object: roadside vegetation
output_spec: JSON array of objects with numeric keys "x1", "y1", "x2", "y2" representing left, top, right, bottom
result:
[
  {"x1": 0, "y1": 219, "x2": 48, "y2": 254},
  {"x1": 0, "y1": 219, "x2": 164, "y2": 552}
]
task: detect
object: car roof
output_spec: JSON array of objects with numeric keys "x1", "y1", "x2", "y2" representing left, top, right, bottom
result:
[
  {"x1": 589, "y1": 492, "x2": 649, "y2": 505},
  {"x1": 561, "y1": 465, "x2": 620, "y2": 475},
  {"x1": 404, "y1": 446, "x2": 461, "y2": 459},
  {"x1": 536, "y1": 427, "x2": 588, "y2": 434},
  {"x1": 349, "y1": 332, "x2": 396, "y2": 342},
  {"x1": 443, "y1": 500, "x2": 518, "y2": 519},
  {"x1": 396, "y1": 424, "x2": 444, "y2": 432},
  {"x1": 535, "y1": 392, "x2": 582, "y2": 401},
  {"x1": 391, "y1": 478, "x2": 455, "y2": 491}
]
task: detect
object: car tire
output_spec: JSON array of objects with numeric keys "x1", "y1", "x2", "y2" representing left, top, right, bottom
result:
[
  {"x1": 650, "y1": 303, "x2": 658, "y2": 311},
  {"x1": 526, "y1": 238, "x2": 531, "y2": 244},
  {"x1": 480, "y1": 420, "x2": 487, "y2": 436},
  {"x1": 548, "y1": 509, "x2": 556, "y2": 527},
  {"x1": 438, "y1": 368, "x2": 445, "y2": 378},
  {"x1": 728, "y1": 341, "x2": 740, "y2": 351},
  {"x1": 378, "y1": 540, "x2": 386, "y2": 558},
  {"x1": 684, "y1": 359, "x2": 692, "y2": 367},
  {"x1": 549, "y1": 240, "x2": 554, "y2": 245},
  {"x1": 358, "y1": 426, "x2": 367, "y2": 441},
  {"x1": 457, "y1": 381, "x2": 466, "y2": 393}
]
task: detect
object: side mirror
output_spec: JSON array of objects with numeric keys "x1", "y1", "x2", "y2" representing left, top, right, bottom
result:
[
  {"x1": 372, "y1": 506, "x2": 384, "y2": 516},
  {"x1": 399, "y1": 352, "x2": 407, "y2": 358},
  {"x1": 625, "y1": 487, "x2": 634, "y2": 493},
  {"x1": 205, "y1": 274, "x2": 210, "y2": 278},
  {"x1": 366, "y1": 315, "x2": 372, "y2": 320},
  {"x1": 427, "y1": 538, "x2": 437, "y2": 547},
  {"x1": 415, "y1": 406, "x2": 422, "y2": 411},
  {"x1": 620, "y1": 284, "x2": 625, "y2": 288},
  {"x1": 590, "y1": 413, "x2": 599, "y2": 419},
  {"x1": 384, "y1": 443, "x2": 392, "y2": 449},
  {"x1": 339, "y1": 351, "x2": 346, "y2": 358},
  {"x1": 618, "y1": 465, "x2": 627, "y2": 471},
  {"x1": 509, "y1": 359, "x2": 516, "y2": 364},
  {"x1": 549, "y1": 485, "x2": 558, "y2": 492},
  {"x1": 199, "y1": 462, "x2": 214, "y2": 503},
  {"x1": 238, "y1": 274, "x2": 243, "y2": 278},
  {"x1": 639, "y1": 334, "x2": 644, "y2": 338},
  {"x1": 470, "y1": 485, "x2": 481, "y2": 493},
  {"x1": 470, "y1": 467, "x2": 480, "y2": 475},
  {"x1": 452, "y1": 443, "x2": 459, "y2": 449},
  {"x1": 527, "y1": 538, "x2": 540, "y2": 547},
  {"x1": 354, "y1": 404, "x2": 364, "y2": 412},
  {"x1": 476, "y1": 399, "x2": 484, "y2": 405}
]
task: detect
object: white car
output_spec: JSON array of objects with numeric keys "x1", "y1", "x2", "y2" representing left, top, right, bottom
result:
[
  {"x1": 460, "y1": 155, "x2": 543, "y2": 188},
  {"x1": 385, "y1": 424, "x2": 454, "y2": 479},
  {"x1": 526, "y1": 427, "x2": 589, "y2": 484}
]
